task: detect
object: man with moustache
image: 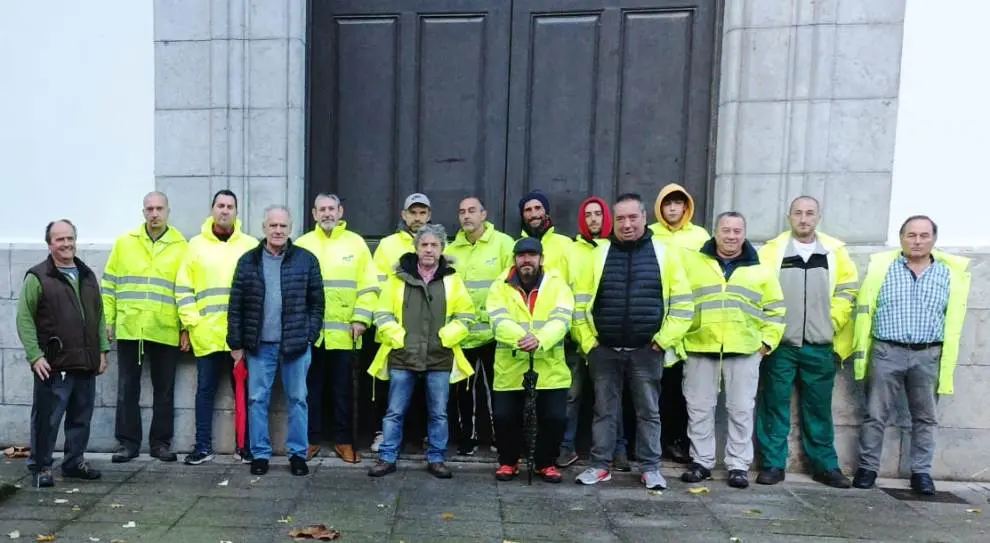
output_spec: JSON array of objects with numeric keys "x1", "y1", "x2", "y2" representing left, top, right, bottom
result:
[
  {"x1": 177, "y1": 189, "x2": 259, "y2": 465},
  {"x1": 679, "y1": 212, "x2": 785, "y2": 489},
  {"x1": 444, "y1": 196, "x2": 514, "y2": 455},
  {"x1": 557, "y1": 196, "x2": 630, "y2": 472},
  {"x1": 486, "y1": 237, "x2": 574, "y2": 483},
  {"x1": 296, "y1": 193, "x2": 378, "y2": 463},
  {"x1": 851, "y1": 216, "x2": 971, "y2": 495},
  {"x1": 518, "y1": 191, "x2": 572, "y2": 284},
  {"x1": 571, "y1": 193, "x2": 694, "y2": 490},
  {"x1": 228, "y1": 205, "x2": 324, "y2": 476},
  {"x1": 103, "y1": 191, "x2": 189, "y2": 464},
  {"x1": 18, "y1": 220, "x2": 110, "y2": 487}
]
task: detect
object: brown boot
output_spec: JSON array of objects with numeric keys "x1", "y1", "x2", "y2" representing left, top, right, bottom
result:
[
  {"x1": 334, "y1": 444, "x2": 361, "y2": 464},
  {"x1": 306, "y1": 444, "x2": 321, "y2": 461}
]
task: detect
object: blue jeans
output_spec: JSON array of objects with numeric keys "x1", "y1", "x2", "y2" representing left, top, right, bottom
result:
[
  {"x1": 194, "y1": 352, "x2": 246, "y2": 454},
  {"x1": 248, "y1": 342, "x2": 311, "y2": 460},
  {"x1": 378, "y1": 369, "x2": 450, "y2": 464},
  {"x1": 560, "y1": 350, "x2": 627, "y2": 457}
]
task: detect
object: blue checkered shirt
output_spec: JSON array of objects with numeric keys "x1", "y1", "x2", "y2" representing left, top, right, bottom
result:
[{"x1": 873, "y1": 256, "x2": 950, "y2": 343}]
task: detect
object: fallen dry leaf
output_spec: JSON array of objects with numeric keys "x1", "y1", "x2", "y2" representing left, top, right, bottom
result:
[
  {"x1": 687, "y1": 486, "x2": 710, "y2": 495},
  {"x1": 647, "y1": 490, "x2": 663, "y2": 497},
  {"x1": 744, "y1": 509, "x2": 762, "y2": 516},
  {"x1": 7, "y1": 530, "x2": 20, "y2": 539},
  {"x1": 277, "y1": 515, "x2": 293, "y2": 524},
  {"x1": 288, "y1": 524, "x2": 341, "y2": 540},
  {"x1": 967, "y1": 508, "x2": 982, "y2": 514},
  {"x1": 53, "y1": 499, "x2": 68, "y2": 504},
  {"x1": 71, "y1": 506, "x2": 81, "y2": 512},
  {"x1": 3, "y1": 446, "x2": 30, "y2": 459},
  {"x1": 216, "y1": 479, "x2": 229, "y2": 487},
  {"x1": 249, "y1": 477, "x2": 261, "y2": 484},
  {"x1": 440, "y1": 512, "x2": 455, "y2": 521},
  {"x1": 34, "y1": 536, "x2": 56, "y2": 543},
  {"x1": 729, "y1": 538, "x2": 742, "y2": 543},
  {"x1": 121, "y1": 521, "x2": 136, "y2": 528}
]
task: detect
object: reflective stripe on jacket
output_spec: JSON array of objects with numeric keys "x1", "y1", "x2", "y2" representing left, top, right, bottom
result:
[
  {"x1": 368, "y1": 260, "x2": 476, "y2": 384},
  {"x1": 175, "y1": 218, "x2": 258, "y2": 357},
  {"x1": 486, "y1": 267, "x2": 574, "y2": 391},
  {"x1": 571, "y1": 237, "x2": 694, "y2": 362},
  {"x1": 681, "y1": 243, "x2": 786, "y2": 356},
  {"x1": 101, "y1": 224, "x2": 188, "y2": 346},
  {"x1": 852, "y1": 249, "x2": 970, "y2": 395},
  {"x1": 296, "y1": 221, "x2": 379, "y2": 350},
  {"x1": 444, "y1": 222, "x2": 514, "y2": 349},
  {"x1": 758, "y1": 230, "x2": 859, "y2": 360}
]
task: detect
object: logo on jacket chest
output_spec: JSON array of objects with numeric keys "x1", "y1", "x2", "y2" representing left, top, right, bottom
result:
[{"x1": 341, "y1": 254, "x2": 355, "y2": 263}]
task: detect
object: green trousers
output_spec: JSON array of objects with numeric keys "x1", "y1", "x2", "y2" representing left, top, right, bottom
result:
[{"x1": 755, "y1": 343, "x2": 839, "y2": 474}]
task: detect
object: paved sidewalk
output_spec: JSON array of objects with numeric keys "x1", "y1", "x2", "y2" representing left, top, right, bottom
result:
[{"x1": 1, "y1": 455, "x2": 988, "y2": 542}]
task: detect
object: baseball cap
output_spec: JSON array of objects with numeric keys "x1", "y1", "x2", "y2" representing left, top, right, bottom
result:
[
  {"x1": 404, "y1": 193, "x2": 431, "y2": 209},
  {"x1": 513, "y1": 237, "x2": 543, "y2": 255}
]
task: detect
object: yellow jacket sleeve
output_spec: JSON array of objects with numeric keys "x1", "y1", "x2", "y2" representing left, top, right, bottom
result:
[
  {"x1": 534, "y1": 280, "x2": 574, "y2": 352},
  {"x1": 101, "y1": 240, "x2": 120, "y2": 323},
  {"x1": 831, "y1": 245, "x2": 859, "y2": 332},
  {"x1": 373, "y1": 278, "x2": 404, "y2": 348},
  {"x1": 571, "y1": 257, "x2": 597, "y2": 355},
  {"x1": 175, "y1": 250, "x2": 200, "y2": 329},
  {"x1": 654, "y1": 247, "x2": 694, "y2": 350},
  {"x1": 439, "y1": 275, "x2": 476, "y2": 348},
  {"x1": 486, "y1": 285, "x2": 527, "y2": 346},
  {"x1": 760, "y1": 270, "x2": 787, "y2": 350},
  {"x1": 353, "y1": 242, "x2": 379, "y2": 325},
  {"x1": 372, "y1": 243, "x2": 391, "y2": 284}
]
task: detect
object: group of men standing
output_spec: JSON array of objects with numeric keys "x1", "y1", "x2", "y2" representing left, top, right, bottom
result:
[{"x1": 17, "y1": 185, "x2": 969, "y2": 497}]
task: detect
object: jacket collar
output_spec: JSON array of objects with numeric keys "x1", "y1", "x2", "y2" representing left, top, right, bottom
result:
[
  {"x1": 700, "y1": 238, "x2": 760, "y2": 265},
  {"x1": 395, "y1": 252, "x2": 456, "y2": 283},
  {"x1": 44, "y1": 255, "x2": 93, "y2": 279},
  {"x1": 452, "y1": 222, "x2": 496, "y2": 246},
  {"x1": 200, "y1": 217, "x2": 245, "y2": 242},
  {"x1": 312, "y1": 220, "x2": 350, "y2": 241},
  {"x1": 128, "y1": 223, "x2": 186, "y2": 244}
]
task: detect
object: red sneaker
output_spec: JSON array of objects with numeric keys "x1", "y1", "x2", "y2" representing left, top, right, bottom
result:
[
  {"x1": 495, "y1": 464, "x2": 519, "y2": 481},
  {"x1": 538, "y1": 465, "x2": 563, "y2": 484}
]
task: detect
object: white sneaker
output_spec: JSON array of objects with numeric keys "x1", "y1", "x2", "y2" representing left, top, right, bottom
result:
[
  {"x1": 575, "y1": 467, "x2": 612, "y2": 485},
  {"x1": 642, "y1": 470, "x2": 667, "y2": 490},
  {"x1": 370, "y1": 432, "x2": 384, "y2": 453}
]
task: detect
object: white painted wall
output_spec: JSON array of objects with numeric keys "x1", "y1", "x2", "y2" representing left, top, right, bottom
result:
[
  {"x1": 0, "y1": 1, "x2": 153, "y2": 244},
  {"x1": 889, "y1": 0, "x2": 990, "y2": 247}
]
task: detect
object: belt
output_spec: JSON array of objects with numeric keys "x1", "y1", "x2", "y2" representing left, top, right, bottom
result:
[{"x1": 882, "y1": 340, "x2": 943, "y2": 351}]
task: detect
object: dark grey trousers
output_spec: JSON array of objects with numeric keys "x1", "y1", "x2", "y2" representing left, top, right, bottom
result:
[
  {"x1": 858, "y1": 340, "x2": 941, "y2": 474},
  {"x1": 28, "y1": 371, "x2": 96, "y2": 472},
  {"x1": 115, "y1": 339, "x2": 179, "y2": 453}
]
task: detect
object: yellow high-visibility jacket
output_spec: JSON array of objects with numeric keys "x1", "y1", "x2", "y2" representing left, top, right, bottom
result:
[
  {"x1": 567, "y1": 236, "x2": 602, "y2": 343},
  {"x1": 648, "y1": 222, "x2": 710, "y2": 251},
  {"x1": 368, "y1": 263, "x2": 476, "y2": 384},
  {"x1": 175, "y1": 218, "x2": 258, "y2": 357},
  {"x1": 101, "y1": 224, "x2": 188, "y2": 347},
  {"x1": 296, "y1": 221, "x2": 379, "y2": 351},
  {"x1": 444, "y1": 222, "x2": 514, "y2": 349},
  {"x1": 372, "y1": 230, "x2": 414, "y2": 283},
  {"x1": 571, "y1": 237, "x2": 695, "y2": 361},
  {"x1": 759, "y1": 231, "x2": 859, "y2": 360},
  {"x1": 852, "y1": 249, "x2": 971, "y2": 395},
  {"x1": 486, "y1": 268, "x2": 574, "y2": 391},
  {"x1": 681, "y1": 242, "x2": 786, "y2": 355},
  {"x1": 519, "y1": 227, "x2": 572, "y2": 285}
]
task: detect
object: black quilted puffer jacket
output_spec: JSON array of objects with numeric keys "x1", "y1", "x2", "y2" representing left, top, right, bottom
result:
[{"x1": 227, "y1": 239, "x2": 324, "y2": 358}]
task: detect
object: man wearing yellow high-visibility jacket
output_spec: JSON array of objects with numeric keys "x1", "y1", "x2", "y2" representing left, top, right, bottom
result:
[
  {"x1": 678, "y1": 211, "x2": 785, "y2": 490},
  {"x1": 102, "y1": 192, "x2": 188, "y2": 464},
  {"x1": 366, "y1": 224, "x2": 476, "y2": 479},
  {"x1": 754, "y1": 196, "x2": 858, "y2": 489},
  {"x1": 444, "y1": 196, "x2": 514, "y2": 456},
  {"x1": 850, "y1": 215, "x2": 971, "y2": 496},
  {"x1": 295, "y1": 193, "x2": 379, "y2": 464},
  {"x1": 571, "y1": 193, "x2": 694, "y2": 491},
  {"x1": 486, "y1": 237, "x2": 573, "y2": 484},
  {"x1": 518, "y1": 191, "x2": 571, "y2": 284},
  {"x1": 176, "y1": 190, "x2": 258, "y2": 466}
]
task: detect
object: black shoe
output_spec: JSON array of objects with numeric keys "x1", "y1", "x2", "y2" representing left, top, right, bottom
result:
[
  {"x1": 62, "y1": 462, "x2": 102, "y2": 480},
  {"x1": 663, "y1": 440, "x2": 693, "y2": 465},
  {"x1": 852, "y1": 468, "x2": 877, "y2": 489},
  {"x1": 289, "y1": 455, "x2": 309, "y2": 476},
  {"x1": 250, "y1": 458, "x2": 269, "y2": 475},
  {"x1": 368, "y1": 460, "x2": 397, "y2": 477},
  {"x1": 111, "y1": 447, "x2": 138, "y2": 463},
  {"x1": 814, "y1": 468, "x2": 852, "y2": 489},
  {"x1": 150, "y1": 447, "x2": 178, "y2": 463},
  {"x1": 457, "y1": 442, "x2": 477, "y2": 456},
  {"x1": 910, "y1": 473, "x2": 935, "y2": 495},
  {"x1": 681, "y1": 463, "x2": 713, "y2": 483},
  {"x1": 756, "y1": 467, "x2": 785, "y2": 485},
  {"x1": 184, "y1": 450, "x2": 215, "y2": 465},
  {"x1": 236, "y1": 448, "x2": 254, "y2": 464},
  {"x1": 32, "y1": 470, "x2": 54, "y2": 488},
  {"x1": 428, "y1": 462, "x2": 453, "y2": 479},
  {"x1": 727, "y1": 469, "x2": 749, "y2": 489}
]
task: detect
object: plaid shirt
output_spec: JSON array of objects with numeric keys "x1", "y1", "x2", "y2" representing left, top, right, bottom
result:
[{"x1": 873, "y1": 256, "x2": 950, "y2": 343}]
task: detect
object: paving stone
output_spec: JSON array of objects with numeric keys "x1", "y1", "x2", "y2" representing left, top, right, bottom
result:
[
  {"x1": 54, "y1": 520, "x2": 171, "y2": 541},
  {"x1": 176, "y1": 496, "x2": 295, "y2": 528},
  {"x1": 620, "y1": 527, "x2": 731, "y2": 543},
  {"x1": 392, "y1": 518, "x2": 503, "y2": 538},
  {"x1": 79, "y1": 493, "x2": 197, "y2": 524},
  {"x1": 502, "y1": 521, "x2": 620, "y2": 542}
]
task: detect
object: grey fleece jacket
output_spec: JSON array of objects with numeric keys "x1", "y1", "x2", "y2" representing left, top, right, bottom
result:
[{"x1": 778, "y1": 239, "x2": 834, "y2": 347}]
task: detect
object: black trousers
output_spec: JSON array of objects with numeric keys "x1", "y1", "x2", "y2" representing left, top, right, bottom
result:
[
  {"x1": 29, "y1": 371, "x2": 96, "y2": 472},
  {"x1": 307, "y1": 348, "x2": 355, "y2": 444},
  {"x1": 115, "y1": 339, "x2": 179, "y2": 453},
  {"x1": 659, "y1": 361, "x2": 689, "y2": 448},
  {"x1": 449, "y1": 343, "x2": 496, "y2": 447},
  {"x1": 493, "y1": 388, "x2": 567, "y2": 470}
]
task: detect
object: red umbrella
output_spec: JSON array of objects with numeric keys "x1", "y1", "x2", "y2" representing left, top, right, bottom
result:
[{"x1": 233, "y1": 357, "x2": 248, "y2": 451}]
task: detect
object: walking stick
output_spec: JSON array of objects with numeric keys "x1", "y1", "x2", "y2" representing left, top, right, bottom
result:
[
  {"x1": 233, "y1": 357, "x2": 248, "y2": 452},
  {"x1": 351, "y1": 337, "x2": 361, "y2": 449},
  {"x1": 522, "y1": 351, "x2": 539, "y2": 485}
]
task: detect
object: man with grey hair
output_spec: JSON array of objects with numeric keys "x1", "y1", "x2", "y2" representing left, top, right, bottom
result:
[
  {"x1": 102, "y1": 191, "x2": 189, "y2": 464},
  {"x1": 367, "y1": 223, "x2": 476, "y2": 478},
  {"x1": 228, "y1": 205, "x2": 324, "y2": 476}
]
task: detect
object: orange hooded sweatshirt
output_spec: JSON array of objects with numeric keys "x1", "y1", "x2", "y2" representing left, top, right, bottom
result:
[{"x1": 649, "y1": 183, "x2": 710, "y2": 250}]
